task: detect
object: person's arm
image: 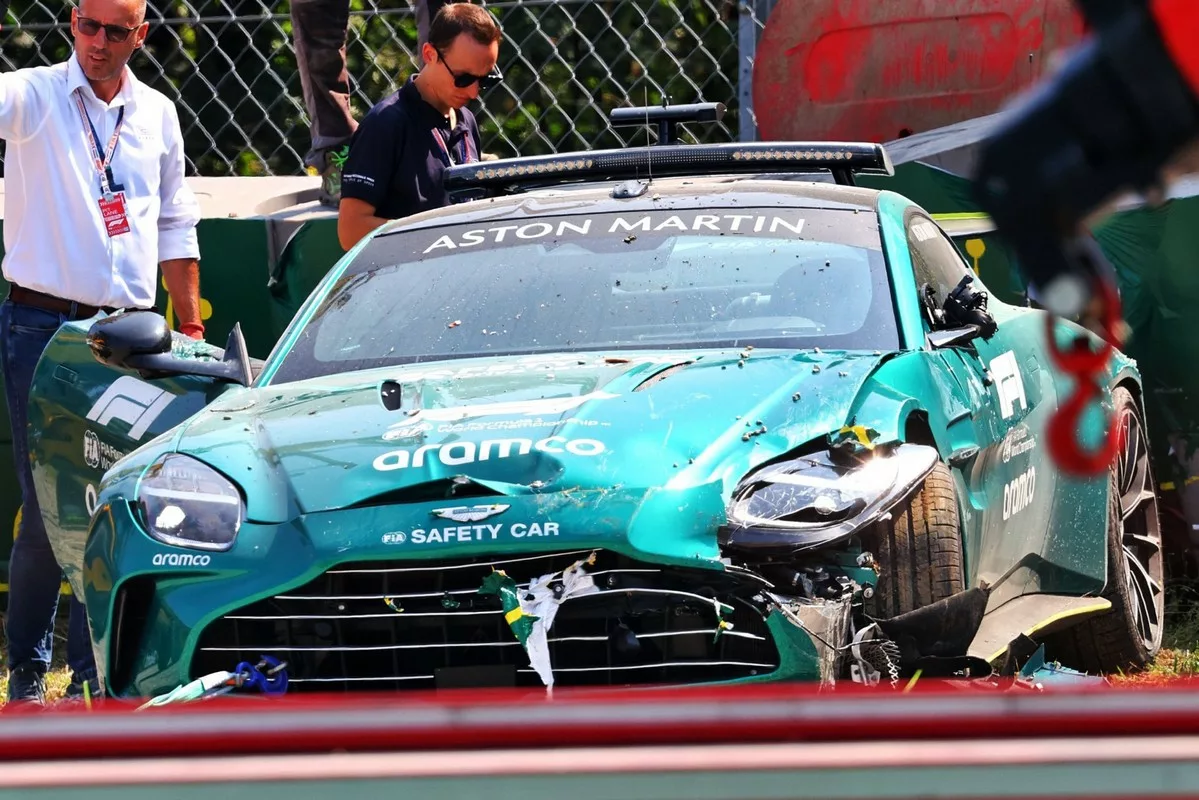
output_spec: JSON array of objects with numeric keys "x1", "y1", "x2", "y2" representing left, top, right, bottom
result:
[
  {"x1": 157, "y1": 103, "x2": 204, "y2": 339},
  {"x1": 0, "y1": 63, "x2": 51, "y2": 143},
  {"x1": 338, "y1": 197, "x2": 390, "y2": 251},
  {"x1": 161, "y1": 258, "x2": 201, "y2": 336},
  {"x1": 337, "y1": 110, "x2": 399, "y2": 251}
]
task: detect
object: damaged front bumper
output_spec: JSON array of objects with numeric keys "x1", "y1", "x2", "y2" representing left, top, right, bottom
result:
[
  {"x1": 94, "y1": 439, "x2": 980, "y2": 697},
  {"x1": 188, "y1": 548, "x2": 843, "y2": 692}
]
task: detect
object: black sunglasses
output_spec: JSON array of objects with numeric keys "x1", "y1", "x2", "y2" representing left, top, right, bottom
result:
[
  {"x1": 435, "y1": 47, "x2": 502, "y2": 90},
  {"x1": 76, "y1": 16, "x2": 139, "y2": 42}
]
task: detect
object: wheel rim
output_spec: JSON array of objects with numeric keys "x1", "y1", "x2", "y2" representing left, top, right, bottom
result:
[{"x1": 1116, "y1": 406, "x2": 1165, "y2": 654}]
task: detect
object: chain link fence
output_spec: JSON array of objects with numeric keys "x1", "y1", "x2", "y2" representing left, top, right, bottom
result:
[{"x1": 0, "y1": 0, "x2": 775, "y2": 177}]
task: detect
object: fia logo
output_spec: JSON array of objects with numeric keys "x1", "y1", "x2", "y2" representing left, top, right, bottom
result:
[
  {"x1": 83, "y1": 430, "x2": 102, "y2": 469},
  {"x1": 988, "y1": 351, "x2": 1028, "y2": 420},
  {"x1": 85, "y1": 376, "x2": 174, "y2": 440}
]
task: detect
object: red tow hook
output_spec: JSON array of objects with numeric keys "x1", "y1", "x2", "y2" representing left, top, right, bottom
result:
[{"x1": 1043, "y1": 276, "x2": 1124, "y2": 477}]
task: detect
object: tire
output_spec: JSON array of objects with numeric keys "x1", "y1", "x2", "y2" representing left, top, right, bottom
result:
[
  {"x1": 1043, "y1": 387, "x2": 1165, "y2": 673},
  {"x1": 866, "y1": 461, "x2": 966, "y2": 618}
]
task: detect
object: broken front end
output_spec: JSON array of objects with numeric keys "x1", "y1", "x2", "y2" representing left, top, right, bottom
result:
[
  {"x1": 719, "y1": 436, "x2": 991, "y2": 687},
  {"x1": 185, "y1": 437, "x2": 984, "y2": 694}
]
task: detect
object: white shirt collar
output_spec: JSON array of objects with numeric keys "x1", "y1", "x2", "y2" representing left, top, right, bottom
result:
[{"x1": 66, "y1": 51, "x2": 137, "y2": 108}]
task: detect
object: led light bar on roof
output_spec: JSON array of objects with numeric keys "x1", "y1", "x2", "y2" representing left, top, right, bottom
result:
[{"x1": 443, "y1": 142, "x2": 895, "y2": 196}]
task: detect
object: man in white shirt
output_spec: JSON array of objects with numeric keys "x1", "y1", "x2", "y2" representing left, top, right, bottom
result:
[{"x1": 0, "y1": 0, "x2": 203, "y2": 704}]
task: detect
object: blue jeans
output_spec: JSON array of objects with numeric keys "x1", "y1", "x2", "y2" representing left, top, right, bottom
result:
[{"x1": 0, "y1": 298, "x2": 96, "y2": 682}]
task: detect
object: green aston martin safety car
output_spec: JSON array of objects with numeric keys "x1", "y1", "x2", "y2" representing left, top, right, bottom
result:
[{"x1": 29, "y1": 105, "x2": 1164, "y2": 698}]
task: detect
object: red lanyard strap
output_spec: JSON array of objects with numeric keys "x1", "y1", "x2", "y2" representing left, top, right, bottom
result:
[{"x1": 73, "y1": 91, "x2": 125, "y2": 199}]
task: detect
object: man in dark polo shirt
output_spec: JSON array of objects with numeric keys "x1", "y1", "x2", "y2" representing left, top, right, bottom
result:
[{"x1": 337, "y1": 2, "x2": 501, "y2": 250}]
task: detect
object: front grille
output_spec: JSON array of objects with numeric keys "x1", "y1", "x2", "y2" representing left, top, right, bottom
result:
[{"x1": 192, "y1": 549, "x2": 780, "y2": 692}]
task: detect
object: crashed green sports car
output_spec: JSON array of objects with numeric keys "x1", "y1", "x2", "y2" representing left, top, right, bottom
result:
[{"x1": 30, "y1": 113, "x2": 1164, "y2": 698}]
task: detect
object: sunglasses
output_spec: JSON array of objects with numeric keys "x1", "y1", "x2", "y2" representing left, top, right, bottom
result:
[
  {"x1": 435, "y1": 48, "x2": 502, "y2": 90},
  {"x1": 76, "y1": 16, "x2": 139, "y2": 43}
]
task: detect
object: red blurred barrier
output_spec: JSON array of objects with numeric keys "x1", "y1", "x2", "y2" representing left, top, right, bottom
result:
[
  {"x1": 5, "y1": 679, "x2": 1199, "y2": 762},
  {"x1": 752, "y1": 0, "x2": 1087, "y2": 142}
]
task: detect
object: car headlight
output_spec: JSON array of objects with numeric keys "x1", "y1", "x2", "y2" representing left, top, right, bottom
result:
[
  {"x1": 720, "y1": 443, "x2": 940, "y2": 554},
  {"x1": 136, "y1": 454, "x2": 245, "y2": 552}
]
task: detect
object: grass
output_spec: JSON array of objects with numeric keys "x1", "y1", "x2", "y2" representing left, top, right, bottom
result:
[{"x1": 1112, "y1": 580, "x2": 1199, "y2": 686}]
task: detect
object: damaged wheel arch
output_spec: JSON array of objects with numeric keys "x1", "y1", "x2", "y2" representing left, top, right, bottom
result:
[{"x1": 718, "y1": 433, "x2": 988, "y2": 683}]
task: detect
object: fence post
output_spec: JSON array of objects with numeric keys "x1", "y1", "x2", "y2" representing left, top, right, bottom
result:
[
  {"x1": 737, "y1": 0, "x2": 774, "y2": 143},
  {"x1": 737, "y1": 0, "x2": 757, "y2": 142}
]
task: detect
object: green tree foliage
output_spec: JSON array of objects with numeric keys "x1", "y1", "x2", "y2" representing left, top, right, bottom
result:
[{"x1": 0, "y1": 0, "x2": 742, "y2": 176}]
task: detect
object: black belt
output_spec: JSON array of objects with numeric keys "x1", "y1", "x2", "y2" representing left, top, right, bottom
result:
[{"x1": 6, "y1": 285, "x2": 118, "y2": 320}]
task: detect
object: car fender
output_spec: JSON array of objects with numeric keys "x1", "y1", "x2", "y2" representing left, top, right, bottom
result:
[{"x1": 26, "y1": 320, "x2": 228, "y2": 597}]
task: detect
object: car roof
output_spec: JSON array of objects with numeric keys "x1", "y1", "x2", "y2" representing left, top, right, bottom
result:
[{"x1": 375, "y1": 175, "x2": 889, "y2": 239}]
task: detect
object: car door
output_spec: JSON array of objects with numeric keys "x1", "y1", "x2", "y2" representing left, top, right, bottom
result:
[{"x1": 905, "y1": 210, "x2": 1064, "y2": 605}]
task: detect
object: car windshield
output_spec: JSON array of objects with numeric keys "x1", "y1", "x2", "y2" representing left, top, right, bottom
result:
[{"x1": 269, "y1": 206, "x2": 899, "y2": 384}]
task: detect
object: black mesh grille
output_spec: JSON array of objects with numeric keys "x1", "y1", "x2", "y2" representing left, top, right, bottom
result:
[{"x1": 192, "y1": 550, "x2": 780, "y2": 692}]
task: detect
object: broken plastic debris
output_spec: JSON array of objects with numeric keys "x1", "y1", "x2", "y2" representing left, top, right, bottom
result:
[
  {"x1": 136, "y1": 670, "x2": 239, "y2": 710},
  {"x1": 383, "y1": 597, "x2": 404, "y2": 614},
  {"x1": 831, "y1": 424, "x2": 879, "y2": 451},
  {"x1": 169, "y1": 337, "x2": 223, "y2": 362},
  {"x1": 1018, "y1": 643, "x2": 1108, "y2": 688},
  {"x1": 742, "y1": 424, "x2": 769, "y2": 442},
  {"x1": 850, "y1": 623, "x2": 901, "y2": 689}
]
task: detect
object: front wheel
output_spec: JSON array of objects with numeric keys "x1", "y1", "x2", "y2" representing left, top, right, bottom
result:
[{"x1": 866, "y1": 461, "x2": 965, "y2": 618}]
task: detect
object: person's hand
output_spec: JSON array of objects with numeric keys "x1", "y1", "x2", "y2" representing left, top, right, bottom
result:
[{"x1": 179, "y1": 322, "x2": 205, "y2": 340}]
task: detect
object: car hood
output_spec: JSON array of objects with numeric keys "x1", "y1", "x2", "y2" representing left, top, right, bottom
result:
[{"x1": 175, "y1": 349, "x2": 892, "y2": 522}]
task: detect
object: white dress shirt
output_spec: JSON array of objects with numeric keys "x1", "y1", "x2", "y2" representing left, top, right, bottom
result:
[{"x1": 0, "y1": 53, "x2": 201, "y2": 309}]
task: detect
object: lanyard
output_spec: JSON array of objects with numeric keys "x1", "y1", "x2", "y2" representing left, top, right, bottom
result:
[
  {"x1": 432, "y1": 126, "x2": 474, "y2": 168},
  {"x1": 73, "y1": 91, "x2": 125, "y2": 201}
]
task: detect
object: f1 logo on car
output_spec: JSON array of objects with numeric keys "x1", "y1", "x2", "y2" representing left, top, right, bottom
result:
[
  {"x1": 989, "y1": 351, "x2": 1028, "y2": 420},
  {"x1": 85, "y1": 376, "x2": 175, "y2": 440}
]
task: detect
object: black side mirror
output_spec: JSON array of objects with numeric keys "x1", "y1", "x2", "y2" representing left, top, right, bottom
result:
[
  {"x1": 87, "y1": 311, "x2": 254, "y2": 387},
  {"x1": 87, "y1": 310, "x2": 172, "y2": 364}
]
